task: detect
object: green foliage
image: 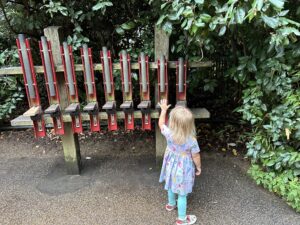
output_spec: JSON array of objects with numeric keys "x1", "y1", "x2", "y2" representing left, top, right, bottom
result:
[
  {"x1": 0, "y1": 48, "x2": 23, "y2": 121},
  {"x1": 248, "y1": 164, "x2": 300, "y2": 212},
  {"x1": 0, "y1": 77, "x2": 24, "y2": 121},
  {"x1": 155, "y1": 0, "x2": 300, "y2": 211}
]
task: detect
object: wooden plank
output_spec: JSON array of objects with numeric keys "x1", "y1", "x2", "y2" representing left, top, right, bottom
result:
[
  {"x1": 44, "y1": 26, "x2": 81, "y2": 175},
  {"x1": 0, "y1": 61, "x2": 213, "y2": 76},
  {"x1": 23, "y1": 106, "x2": 41, "y2": 117},
  {"x1": 10, "y1": 108, "x2": 210, "y2": 126}
]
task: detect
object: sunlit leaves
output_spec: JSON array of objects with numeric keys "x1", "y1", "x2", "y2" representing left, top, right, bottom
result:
[
  {"x1": 269, "y1": 0, "x2": 285, "y2": 9},
  {"x1": 92, "y1": 1, "x2": 113, "y2": 11},
  {"x1": 218, "y1": 26, "x2": 226, "y2": 36},
  {"x1": 261, "y1": 15, "x2": 279, "y2": 28}
]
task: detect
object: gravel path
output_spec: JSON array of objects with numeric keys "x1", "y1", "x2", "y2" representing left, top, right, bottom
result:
[{"x1": 0, "y1": 130, "x2": 299, "y2": 225}]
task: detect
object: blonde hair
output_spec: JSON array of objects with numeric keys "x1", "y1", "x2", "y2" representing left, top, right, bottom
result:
[{"x1": 169, "y1": 106, "x2": 196, "y2": 145}]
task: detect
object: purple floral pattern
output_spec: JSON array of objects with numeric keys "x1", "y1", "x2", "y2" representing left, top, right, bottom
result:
[{"x1": 159, "y1": 125, "x2": 200, "y2": 195}]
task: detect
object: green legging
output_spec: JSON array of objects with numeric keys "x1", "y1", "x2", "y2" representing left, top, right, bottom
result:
[{"x1": 168, "y1": 189, "x2": 187, "y2": 220}]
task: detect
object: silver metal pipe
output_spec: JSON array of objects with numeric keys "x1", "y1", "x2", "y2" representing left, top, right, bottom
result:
[
  {"x1": 178, "y1": 57, "x2": 184, "y2": 93},
  {"x1": 122, "y1": 50, "x2": 129, "y2": 93},
  {"x1": 63, "y1": 42, "x2": 75, "y2": 96},
  {"x1": 102, "y1": 47, "x2": 111, "y2": 94},
  {"x1": 18, "y1": 34, "x2": 35, "y2": 98},
  {"x1": 160, "y1": 55, "x2": 165, "y2": 92},
  {"x1": 83, "y1": 44, "x2": 93, "y2": 95},
  {"x1": 140, "y1": 52, "x2": 147, "y2": 93},
  {"x1": 41, "y1": 36, "x2": 55, "y2": 97}
]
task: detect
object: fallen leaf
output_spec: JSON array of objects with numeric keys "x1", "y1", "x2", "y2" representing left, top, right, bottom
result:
[{"x1": 232, "y1": 149, "x2": 238, "y2": 156}]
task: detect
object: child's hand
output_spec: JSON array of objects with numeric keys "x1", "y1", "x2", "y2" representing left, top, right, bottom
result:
[
  {"x1": 158, "y1": 99, "x2": 171, "y2": 111},
  {"x1": 195, "y1": 167, "x2": 202, "y2": 176}
]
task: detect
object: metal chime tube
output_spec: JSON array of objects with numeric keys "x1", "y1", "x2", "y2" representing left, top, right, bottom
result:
[
  {"x1": 83, "y1": 44, "x2": 93, "y2": 95},
  {"x1": 140, "y1": 52, "x2": 147, "y2": 93},
  {"x1": 63, "y1": 42, "x2": 75, "y2": 96},
  {"x1": 102, "y1": 47, "x2": 112, "y2": 94},
  {"x1": 178, "y1": 57, "x2": 184, "y2": 93},
  {"x1": 122, "y1": 50, "x2": 129, "y2": 93},
  {"x1": 41, "y1": 36, "x2": 55, "y2": 97},
  {"x1": 18, "y1": 34, "x2": 35, "y2": 98},
  {"x1": 160, "y1": 55, "x2": 165, "y2": 92}
]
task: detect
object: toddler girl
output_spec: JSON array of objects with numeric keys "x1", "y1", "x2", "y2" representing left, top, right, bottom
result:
[{"x1": 158, "y1": 99, "x2": 202, "y2": 225}]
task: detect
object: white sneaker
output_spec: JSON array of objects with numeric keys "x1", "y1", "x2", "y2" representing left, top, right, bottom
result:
[{"x1": 176, "y1": 215, "x2": 197, "y2": 225}]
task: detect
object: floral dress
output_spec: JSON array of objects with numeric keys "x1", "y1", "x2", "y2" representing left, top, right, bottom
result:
[{"x1": 159, "y1": 125, "x2": 200, "y2": 196}]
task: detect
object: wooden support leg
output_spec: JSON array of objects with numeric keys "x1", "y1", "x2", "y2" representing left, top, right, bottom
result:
[
  {"x1": 154, "y1": 27, "x2": 169, "y2": 167},
  {"x1": 155, "y1": 121, "x2": 166, "y2": 167},
  {"x1": 61, "y1": 123, "x2": 81, "y2": 174},
  {"x1": 44, "y1": 26, "x2": 81, "y2": 174}
]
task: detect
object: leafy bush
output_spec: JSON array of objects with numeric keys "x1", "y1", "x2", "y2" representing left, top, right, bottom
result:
[
  {"x1": 155, "y1": 0, "x2": 300, "y2": 211},
  {"x1": 249, "y1": 164, "x2": 300, "y2": 212},
  {"x1": 0, "y1": 48, "x2": 23, "y2": 121}
]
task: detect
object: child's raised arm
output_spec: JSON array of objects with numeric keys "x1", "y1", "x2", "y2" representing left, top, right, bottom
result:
[{"x1": 158, "y1": 99, "x2": 171, "y2": 130}]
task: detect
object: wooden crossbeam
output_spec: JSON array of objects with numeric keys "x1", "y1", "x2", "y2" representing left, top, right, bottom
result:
[
  {"x1": 11, "y1": 108, "x2": 210, "y2": 127},
  {"x1": 0, "y1": 61, "x2": 213, "y2": 76}
]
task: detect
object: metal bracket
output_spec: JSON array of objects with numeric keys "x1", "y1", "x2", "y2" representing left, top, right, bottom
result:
[{"x1": 65, "y1": 103, "x2": 82, "y2": 133}]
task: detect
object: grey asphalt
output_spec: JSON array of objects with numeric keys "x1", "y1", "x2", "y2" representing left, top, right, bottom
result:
[{"x1": 0, "y1": 130, "x2": 299, "y2": 225}]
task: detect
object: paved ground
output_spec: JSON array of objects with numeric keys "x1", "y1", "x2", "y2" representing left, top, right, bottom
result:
[{"x1": 0, "y1": 130, "x2": 299, "y2": 225}]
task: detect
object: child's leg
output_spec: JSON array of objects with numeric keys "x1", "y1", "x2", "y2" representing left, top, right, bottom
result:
[
  {"x1": 177, "y1": 194, "x2": 187, "y2": 220},
  {"x1": 168, "y1": 189, "x2": 176, "y2": 206}
]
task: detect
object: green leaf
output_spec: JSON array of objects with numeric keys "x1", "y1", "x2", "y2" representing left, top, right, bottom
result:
[
  {"x1": 157, "y1": 15, "x2": 166, "y2": 25},
  {"x1": 262, "y1": 15, "x2": 279, "y2": 28},
  {"x1": 236, "y1": 7, "x2": 245, "y2": 24},
  {"x1": 92, "y1": 1, "x2": 113, "y2": 11},
  {"x1": 162, "y1": 22, "x2": 173, "y2": 34},
  {"x1": 269, "y1": 0, "x2": 285, "y2": 9},
  {"x1": 195, "y1": 0, "x2": 204, "y2": 4},
  {"x1": 200, "y1": 13, "x2": 211, "y2": 23},
  {"x1": 218, "y1": 26, "x2": 226, "y2": 36},
  {"x1": 121, "y1": 21, "x2": 136, "y2": 30},
  {"x1": 115, "y1": 27, "x2": 124, "y2": 35},
  {"x1": 266, "y1": 160, "x2": 276, "y2": 166},
  {"x1": 293, "y1": 169, "x2": 300, "y2": 176},
  {"x1": 279, "y1": 27, "x2": 300, "y2": 36},
  {"x1": 161, "y1": 2, "x2": 169, "y2": 9},
  {"x1": 257, "y1": 0, "x2": 264, "y2": 11}
]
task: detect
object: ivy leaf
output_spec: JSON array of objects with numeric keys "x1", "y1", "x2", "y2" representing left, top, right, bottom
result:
[
  {"x1": 269, "y1": 0, "x2": 285, "y2": 9},
  {"x1": 262, "y1": 15, "x2": 279, "y2": 28},
  {"x1": 218, "y1": 26, "x2": 226, "y2": 36}
]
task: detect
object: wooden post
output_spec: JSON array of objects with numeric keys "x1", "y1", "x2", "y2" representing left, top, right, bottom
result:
[
  {"x1": 154, "y1": 27, "x2": 169, "y2": 166},
  {"x1": 44, "y1": 27, "x2": 81, "y2": 174}
]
